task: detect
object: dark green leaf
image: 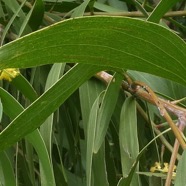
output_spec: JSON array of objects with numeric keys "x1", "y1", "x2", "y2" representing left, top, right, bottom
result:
[
  {"x1": 0, "y1": 64, "x2": 101, "y2": 151},
  {"x1": 0, "y1": 17, "x2": 185, "y2": 86},
  {"x1": 12, "y1": 74, "x2": 38, "y2": 102},
  {"x1": 0, "y1": 86, "x2": 56, "y2": 186}
]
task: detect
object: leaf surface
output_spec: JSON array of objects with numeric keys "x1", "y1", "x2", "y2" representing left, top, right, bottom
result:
[
  {"x1": 0, "y1": 16, "x2": 185, "y2": 85},
  {"x1": 0, "y1": 64, "x2": 100, "y2": 151},
  {"x1": 119, "y1": 97, "x2": 139, "y2": 185},
  {"x1": 147, "y1": 0, "x2": 181, "y2": 23},
  {"x1": 0, "y1": 16, "x2": 186, "y2": 152},
  {"x1": 0, "y1": 87, "x2": 55, "y2": 185},
  {"x1": 175, "y1": 149, "x2": 186, "y2": 186},
  {"x1": 94, "y1": 73, "x2": 123, "y2": 153}
]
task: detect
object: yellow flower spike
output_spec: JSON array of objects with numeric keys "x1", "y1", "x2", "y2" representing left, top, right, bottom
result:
[
  {"x1": 0, "y1": 68, "x2": 20, "y2": 81},
  {"x1": 150, "y1": 162, "x2": 177, "y2": 177}
]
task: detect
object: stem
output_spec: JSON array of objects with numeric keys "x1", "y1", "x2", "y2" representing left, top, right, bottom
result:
[
  {"x1": 54, "y1": 10, "x2": 186, "y2": 18},
  {"x1": 136, "y1": 102, "x2": 181, "y2": 159},
  {"x1": 165, "y1": 124, "x2": 185, "y2": 186},
  {"x1": 132, "y1": 81, "x2": 186, "y2": 149},
  {"x1": 96, "y1": 71, "x2": 186, "y2": 149},
  {"x1": 96, "y1": 71, "x2": 182, "y2": 157}
]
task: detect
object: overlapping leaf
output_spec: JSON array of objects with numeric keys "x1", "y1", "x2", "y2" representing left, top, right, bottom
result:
[
  {"x1": 0, "y1": 16, "x2": 185, "y2": 85},
  {"x1": 0, "y1": 16, "x2": 185, "y2": 153}
]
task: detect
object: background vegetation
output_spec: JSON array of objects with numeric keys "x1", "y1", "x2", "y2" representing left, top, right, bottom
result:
[{"x1": 0, "y1": 0, "x2": 186, "y2": 185}]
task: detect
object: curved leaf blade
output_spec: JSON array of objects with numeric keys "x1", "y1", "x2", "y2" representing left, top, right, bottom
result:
[
  {"x1": 94, "y1": 72, "x2": 123, "y2": 153},
  {"x1": 86, "y1": 91, "x2": 103, "y2": 186},
  {"x1": 0, "y1": 87, "x2": 56, "y2": 186},
  {"x1": 12, "y1": 74, "x2": 38, "y2": 102},
  {"x1": 0, "y1": 64, "x2": 101, "y2": 151},
  {"x1": 40, "y1": 63, "x2": 65, "y2": 155},
  {"x1": 0, "y1": 16, "x2": 185, "y2": 85}
]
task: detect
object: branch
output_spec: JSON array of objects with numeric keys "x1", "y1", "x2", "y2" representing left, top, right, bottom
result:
[
  {"x1": 54, "y1": 10, "x2": 186, "y2": 18},
  {"x1": 96, "y1": 71, "x2": 186, "y2": 149}
]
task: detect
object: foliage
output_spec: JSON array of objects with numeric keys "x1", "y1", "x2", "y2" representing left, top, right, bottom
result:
[{"x1": 0, "y1": 0, "x2": 186, "y2": 185}]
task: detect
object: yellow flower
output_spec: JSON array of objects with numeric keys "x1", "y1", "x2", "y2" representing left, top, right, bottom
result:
[
  {"x1": 0, "y1": 68, "x2": 20, "y2": 81},
  {"x1": 150, "y1": 162, "x2": 176, "y2": 177},
  {"x1": 155, "y1": 162, "x2": 161, "y2": 169},
  {"x1": 150, "y1": 162, "x2": 161, "y2": 172},
  {"x1": 162, "y1": 163, "x2": 169, "y2": 173},
  {"x1": 150, "y1": 166, "x2": 156, "y2": 173}
]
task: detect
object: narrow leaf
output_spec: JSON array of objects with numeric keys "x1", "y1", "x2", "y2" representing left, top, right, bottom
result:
[
  {"x1": 175, "y1": 149, "x2": 186, "y2": 186},
  {"x1": 0, "y1": 151, "x2": 16, "y2": 186},
  {"x1": 119, "y1": 96, "x2": 139, "y2": 185},
  {"x1": 92, "y1": 144, "x2": 109, "y2": 186},
  {"x1": 0, "y1": 87, "x2": 56, "y2": 186},
  {"x1": 25, "y1": 131, "x2": 56, "y2": 186},
  {"x1": 147, "y1": 0, "x2": 181, "y2": 23},
  {"x1": 79, "y1": 79, "x2": 105, "y2": 138},
  {"x1": 28, "y1": 0, "x2": 44, "y2": 31},
  {"x1": 86, "y1": 92, "x2": 104, "y2": 186},
  {"x1": 0, "y1": 64, "x2": 101, "y2": 151},
  {"x1": 94, "y1": 72, "x2": 123, "y2": 153},
  {"x1": 71, "y1": 0, "x2": 91, "y2": 17},
  {"x1": 118, "y1": 128, "x2": 170, "y2": 186},
  {"x1": 40, "y1": 63, "x2": 65, "y2": 154},
  {"x1": 12, "y1": 74, "x2": 38, "y2": 102},
  {"x1": 0, "y1": 0, "x2": 26, "y2": 45}
]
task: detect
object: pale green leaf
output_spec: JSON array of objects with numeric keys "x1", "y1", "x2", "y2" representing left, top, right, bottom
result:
[
  {"x1": 92, "y1": 144, "x2": 109, "y2": 186},
  {"x1": 26, "y1": 131, "x2": 56, "y2": 186},
  {"x1": 79, "y1": 79, "x2": 105, "y2": 138},
  {"x1": 117, "y1": 128, "x2": 170, "y2": 186},
  {"x1": 147, "y1": 0, "x2": 181, "y2": 23},
  {"x1": 119, "y1": 96, "x2": 139, "y2": 185},
  {"x1": 94, "y1": 2, "x2": 126, "y2": 12},
  {"x1": 175, "y1": 149, "x2": 186, "y2": 186},
  {"x1": 94, "y1": 72, "x2": 123, "y2": 153},
  {"x1": 71, "y1": 0, "x2": 91, "y2": 17},
  {"x1": 86, "y1": 91, "x2": 104, "y2": 186},
  {"x1": 40, "y1": 63, "x2": 65, "y2": 154}
]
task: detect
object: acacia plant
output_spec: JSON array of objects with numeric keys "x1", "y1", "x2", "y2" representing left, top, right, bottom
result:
[{"x1": 0, "y1": 0, "x2": 186, "y2": 186}]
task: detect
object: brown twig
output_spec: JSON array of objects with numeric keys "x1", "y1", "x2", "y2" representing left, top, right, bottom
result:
[
  {"x1": 165, "y1": 123, "x2": 185, "y2": 186},
  {"x1": 165, "y1": 138, "x2": 179, "y2": 186},
  {"x1": 96, "y1": 71, "x2": 186, "y2": 149},
  {"x1": 136, "y1": 101, "x2": 181, "y2": 159},
  {"x1": 96, "y1": 71, "x2": 186, "y2": 185},
  {"x1": 54, "y1": 10, "x2": 186, "y2": 18},
  {"x1": 131, "y1": 81, "x2": 186, "y2": 149}
]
